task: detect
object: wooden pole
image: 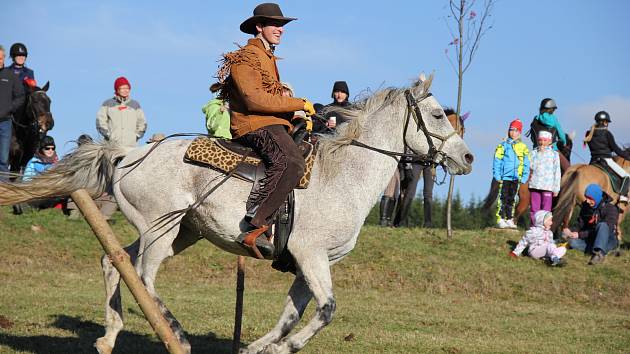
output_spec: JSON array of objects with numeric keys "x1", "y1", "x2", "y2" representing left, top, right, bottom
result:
[
  {"x1": 232, "y1": 255, "x2": 246, "y2": 354},
  {"x1": 70, "y1": 189, "x2": 186, "y2": 354}
]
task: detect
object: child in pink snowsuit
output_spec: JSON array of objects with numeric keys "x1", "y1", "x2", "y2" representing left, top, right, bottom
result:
[
  {"x1": 510, "y1": 210, "x2": 566, "y2": 266},
  {"x1": 528, "y1": 130, "x2": 561, "y2": 225}
]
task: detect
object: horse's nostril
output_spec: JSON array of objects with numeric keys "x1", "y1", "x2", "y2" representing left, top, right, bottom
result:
[{"x1": 464, "y1": 153, "x2": 474, "y2": 164}]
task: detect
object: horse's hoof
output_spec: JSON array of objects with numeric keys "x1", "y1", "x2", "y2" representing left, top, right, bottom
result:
[{"x1": 94, "y1": 338, "x2": 113, "y2": 354}]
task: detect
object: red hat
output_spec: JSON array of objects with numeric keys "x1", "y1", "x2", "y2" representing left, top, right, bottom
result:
[
  {"x1": 509, "y1": 119, "x2": 523, "y2": 132},
  {"x1": 114, "y1": 76, "x2": 131, "y2": 92}
]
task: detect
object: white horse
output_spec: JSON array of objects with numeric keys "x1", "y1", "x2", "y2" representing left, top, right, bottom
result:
[{"x1": 0, "y1": 75, "x2": 473, "y2": 354}]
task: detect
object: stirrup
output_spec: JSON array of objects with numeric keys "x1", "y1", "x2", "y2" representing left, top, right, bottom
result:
[{"x1": 236, "y1": 225, "x2": 272, "y2": 259}]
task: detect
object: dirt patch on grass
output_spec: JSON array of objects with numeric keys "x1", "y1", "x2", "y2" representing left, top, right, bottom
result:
[{"x1": 0, "y1": 315, "x2": 14, "y2": 329}]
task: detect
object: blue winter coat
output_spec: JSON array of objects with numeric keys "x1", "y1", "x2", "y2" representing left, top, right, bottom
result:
[
  {"x1": 23, "y1": 156, "x2": 54, "y2": 181},
  {"x1": 493, "y1": 138, "x2": 531, "y2": 183}
]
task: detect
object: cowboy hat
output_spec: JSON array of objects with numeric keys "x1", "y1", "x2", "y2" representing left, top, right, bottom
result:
[{"x1": 240, "y1": 3, "x2": 297, "y2": 35}]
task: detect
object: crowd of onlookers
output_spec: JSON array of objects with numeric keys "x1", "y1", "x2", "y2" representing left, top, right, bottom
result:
[{"x1": 1, "y1": 38, "x2": 628, "y2": 266}]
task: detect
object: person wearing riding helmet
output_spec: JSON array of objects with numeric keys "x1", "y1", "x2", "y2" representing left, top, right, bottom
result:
[
  {"x1": 8, "y1": 43, "x2": 35, "y2": 86},
  {"x1": 583, "y1": 111, "x2": 630, "y2": 201},
  {"x1": 23, "y1": 135, "x2": 58, "y2": 181},
  {"x1": 0, "y1": 45, "x2": 25, "y2": 181},
  {"x1": 530, "y1": 98, "x2": 570, "y2": 171}
]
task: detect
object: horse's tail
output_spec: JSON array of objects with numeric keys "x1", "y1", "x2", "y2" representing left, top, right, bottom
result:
[
  {"x1": 0, "y1": 141, "x2": 128, "y2": 205},
  {"x1": 482, "y1": 178, "x2": 500, "y2": 210},
  {"x1": 552, "y1": 169, "x2": 580, "y2": 231}
]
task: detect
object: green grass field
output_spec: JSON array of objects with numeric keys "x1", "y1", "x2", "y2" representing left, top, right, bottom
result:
[{"x1": 1, "y1": 208, "x2": 629, "y2": 353}]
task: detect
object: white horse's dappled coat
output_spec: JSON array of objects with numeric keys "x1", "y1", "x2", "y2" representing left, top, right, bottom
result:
[{"x1": 0, "y1": 76, "x2": 472, "y2": 354}]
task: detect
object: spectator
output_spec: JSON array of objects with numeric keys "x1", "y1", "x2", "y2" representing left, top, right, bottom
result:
[
  {"x1": 22, "y1": 135, "x2": 64, "y2": 210},
  {"x1": 23, "y1": 135, "x2": 58, "y2": 181},
  {"x1": 0, "y1": 45, "x2": 25, "y2": 181},
  {"x1": 528, "y1": 130, "x2": 561, "y2": 224},
  {"x1": 563, "y1": 184, "x2": 620, "y2": 265},
  {"x1": 510, "y1": 210, "x2": 566, "y2": 266},
  {"x1": 96, "y1": 76, "x2": 147, "y2": 148},
  {"x1": 493, "y1": 119, "x2": 531, "y2": 229},
  {"x1": 317, "y1": 81, "x2": 351, "y2": 133}
]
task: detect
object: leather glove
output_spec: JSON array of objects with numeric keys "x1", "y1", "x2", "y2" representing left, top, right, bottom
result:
[{"x1": 302, "y1": 99, "x2": 316, "y2": 116}]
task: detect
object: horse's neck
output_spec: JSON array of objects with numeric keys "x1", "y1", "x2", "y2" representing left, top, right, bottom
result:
[{"x1": 317, "y1": 108, "x2": 405, "y2": 214}]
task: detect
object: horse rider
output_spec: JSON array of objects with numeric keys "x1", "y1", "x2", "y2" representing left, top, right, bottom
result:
[
  {"x1": 216, "y1": 3, "x2": 316, "y2": 257},
  {"x1": 583, "y1": 111, "x2": 630, "y2": 202},
  {"x1": 0, "y1": 45, "x2": 25, "y2": 181},
  {"x1": 8, "y1": 43, "x2": 36, "y2": 88},
  {"x1": 528, "y1": 98, "x2": 570, "y2": 172}
]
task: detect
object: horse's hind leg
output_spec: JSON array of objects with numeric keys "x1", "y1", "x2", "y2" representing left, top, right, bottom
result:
[
  {"x1": 95, "y1": 239, "x2": 140, "y2": 354},
  {"x1": 244, "y1": 275, "x2": 312, "y2": 353}
]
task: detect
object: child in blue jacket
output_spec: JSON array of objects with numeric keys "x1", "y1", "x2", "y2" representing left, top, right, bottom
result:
[{"x1": 493, "y1": 119, "x2": 531, "y2": 229}]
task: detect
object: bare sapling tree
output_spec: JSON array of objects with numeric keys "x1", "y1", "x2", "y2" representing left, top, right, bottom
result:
[{"x1": 444, "y1": 0, "x2": 495, "y2": 239}]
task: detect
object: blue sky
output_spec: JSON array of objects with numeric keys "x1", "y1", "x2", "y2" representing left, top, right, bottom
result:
[{"x1": 2, "y1": 0, "x2": 629, "y2": 202}]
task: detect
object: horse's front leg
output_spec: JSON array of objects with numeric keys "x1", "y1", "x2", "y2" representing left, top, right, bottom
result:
[
  {"x1": 260, "y1": 250, "x2": 335, "y2": 354},
  {"x1": 242, "y1": 275, "x2": 312, "y2": 354}
]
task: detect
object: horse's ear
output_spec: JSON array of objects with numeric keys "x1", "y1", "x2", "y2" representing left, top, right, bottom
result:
[
  {"x1": 418, "y1": 72, "x2": 427, "y2": 82},
  {"x1": 42, "y1": 81, "x2": 50, "y2": 92}
]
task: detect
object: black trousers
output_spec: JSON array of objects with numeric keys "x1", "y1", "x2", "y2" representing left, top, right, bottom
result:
[
  {"x1": 236, "y1": 125, "x2": 305, "y2": 228},
  {"x1": 498, "y1": 180, "x2": 518, "y2": 220}
]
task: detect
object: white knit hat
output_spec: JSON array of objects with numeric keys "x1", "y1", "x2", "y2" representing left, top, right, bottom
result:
[{"x1": 538, "y1": 131, "x2": 553, "y2": 140}]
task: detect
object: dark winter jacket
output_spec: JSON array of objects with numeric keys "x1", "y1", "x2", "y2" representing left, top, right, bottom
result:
[
  {"x1": 585, "y1": 127, "x2": 630, "y2": 162},
  {"x1": 8, "y1": 63, "x2": 35, "y2": 83},
  {"x1": 0, "y1": 67, "x2": 25, "y2": 120},
  {"x1": 572, "y1": 194, "x2": 619, "y2": 239}
]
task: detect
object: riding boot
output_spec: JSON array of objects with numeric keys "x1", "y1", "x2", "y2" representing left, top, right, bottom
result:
[
  {"x1": 385, "y1": 197, "x2": 396, "y2": 226},
  {"x1": 236, "y1": 224, "x2": 272, "y2": 259},
  {"x1": 379, "y1": 196, "x2": 390, "y2": 226},
  {"x1": 423, "y1": 198, "x2": 433, "y2": 228}
]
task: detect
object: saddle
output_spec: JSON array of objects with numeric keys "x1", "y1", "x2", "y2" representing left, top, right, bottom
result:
[
  {"x1": 592, "y1": 159, "x2": 629, "y2": 197},
  {"x1": 184, "y1": 137, "x2": 315, "y2": 189},
  {"x1": 183, "y1": 136, "x2": 316, "y2": 273}
]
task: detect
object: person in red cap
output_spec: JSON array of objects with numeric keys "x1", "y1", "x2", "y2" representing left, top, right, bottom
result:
[
  {"x1": 492, "y1": 119, "x2": 531, "y2": 229},
  {"x1": 96, "y1": 76, "x2": 147, "y2": 148}
]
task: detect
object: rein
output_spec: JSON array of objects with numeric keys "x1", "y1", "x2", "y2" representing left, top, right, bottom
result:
[{"x1": 348, "y1": 90, "x2": 458, "y2": 167}]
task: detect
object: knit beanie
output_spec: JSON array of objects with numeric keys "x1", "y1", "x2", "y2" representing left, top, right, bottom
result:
[
  {"x1": 509, "y1": 119, "x2": 523, "y2": 133},
  {"x1": 584, "y1": 184, "x2": 603, "y2": 208},
  {"x1": 538, "y1": 130, "x2": 553, "y2": 140},
  {"x1": 114, "y1": 76, "x2": 131, "y2": 92}
]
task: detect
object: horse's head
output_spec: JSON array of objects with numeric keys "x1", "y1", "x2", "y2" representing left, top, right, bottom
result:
[
  {"x1": 25, "y1": 81, "x2": 54, "y2": 137},
  {"x1": 444, "y1": 107, "x2": 466, "y2": 137},
  {"x1": 404, "y1": 74, "x2": 473, "y2": 175}
]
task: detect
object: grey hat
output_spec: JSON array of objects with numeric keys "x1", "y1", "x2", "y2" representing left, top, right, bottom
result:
[{"x1": 540, "y1": 98, "x2": 557, "y2": 110}]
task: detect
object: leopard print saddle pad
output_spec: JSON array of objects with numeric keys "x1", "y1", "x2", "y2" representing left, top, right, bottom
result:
[{"x1": 184, "y1": 137, "x2": 315, "y2": 189}]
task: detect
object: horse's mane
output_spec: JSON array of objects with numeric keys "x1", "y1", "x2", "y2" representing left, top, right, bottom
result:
[{"x1": 316, "y1": 75, "x2": 433, "y2": 180}]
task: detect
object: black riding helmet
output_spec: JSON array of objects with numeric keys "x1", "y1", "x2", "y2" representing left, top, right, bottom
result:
[
  {"x1": 39, "y1": 136, "x2": 55, "y2": 151},
  {"x1": 540, "y1": 98, "x2": 557, "y2": 110},
  {"x1": 594, "y1": 111, "x2": 611, "y2": 123},
  {"x1": 10, "y1": 43, "x2": 28, "y2": 58}
]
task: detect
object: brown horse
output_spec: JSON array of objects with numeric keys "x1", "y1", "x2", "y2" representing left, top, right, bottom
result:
[{"x1": 552, "y1": 154, "x2": 630, "y2": 242}]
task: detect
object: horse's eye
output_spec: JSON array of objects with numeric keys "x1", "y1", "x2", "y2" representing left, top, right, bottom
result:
[{"x1": 431, "y1": 108, "x2": 444, "y2": 118}]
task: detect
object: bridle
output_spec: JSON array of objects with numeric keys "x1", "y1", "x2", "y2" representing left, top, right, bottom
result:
[
  {"x1": 348, "y1": 89, "x2": 458, "y2": 167},
  {"x1": 12, "y1": 90, "x2": 52, "y2": 133}
]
